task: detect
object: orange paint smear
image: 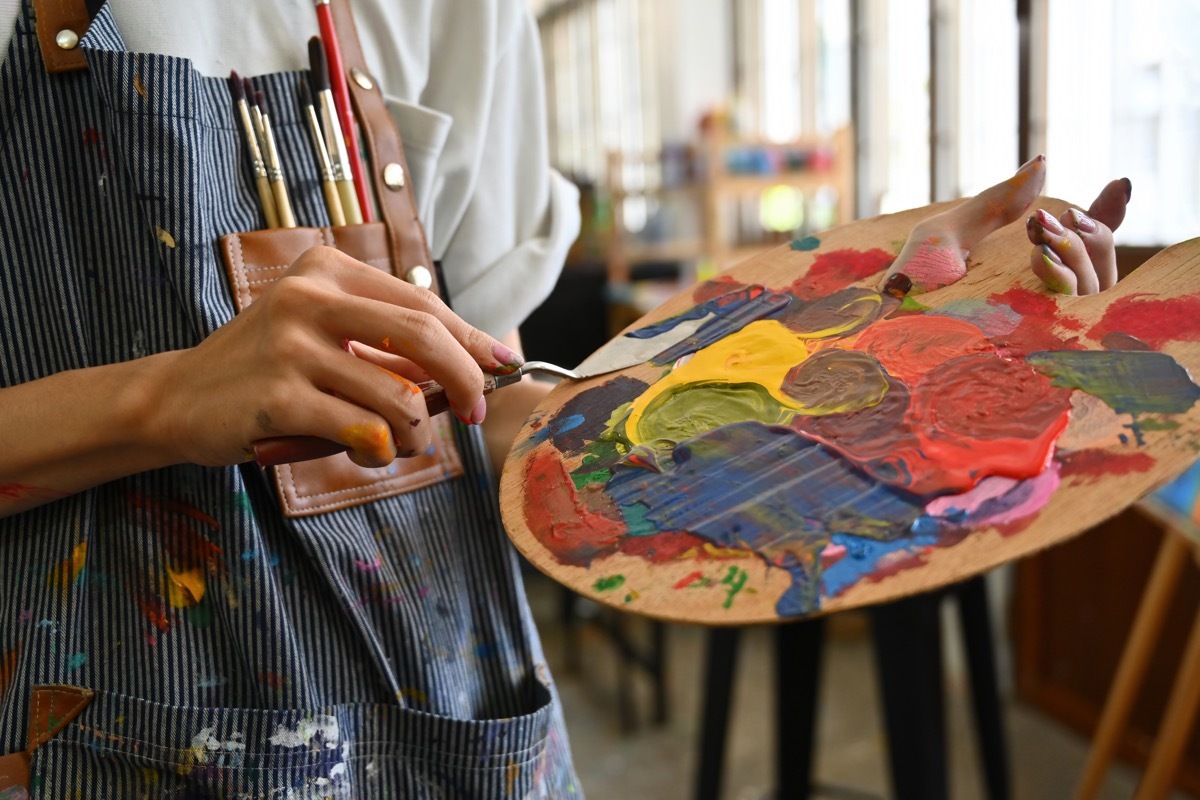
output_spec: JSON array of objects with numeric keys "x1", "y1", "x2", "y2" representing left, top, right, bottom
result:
[{"x1": 851, "y1": 315, "x2": 992, "y2": 385}]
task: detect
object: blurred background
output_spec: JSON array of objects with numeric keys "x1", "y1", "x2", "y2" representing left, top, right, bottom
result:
[{"x1": 515, "y1": 2, "x2": 1200, "y2": 798}]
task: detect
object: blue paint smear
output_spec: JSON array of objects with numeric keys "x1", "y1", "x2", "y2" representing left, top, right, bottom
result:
[
  {"x1": 820, "y1": 526, "x2": 941, "y2": 598},
  {"x1": 1151, "y1": 461, "x2": 1200, "y2": 521},
  {"x1": 624, "y1": 285, "x2": 793, "y2": 365},
  {"x1": 791, "y1": 236, "x2": 821, "y2": 251},
  {"x1": 607, "y1": 421, "x2": 924, "y2": 615},
  {"x1": 927, "y1": 298, "x2": 1022, "y2": 336}
]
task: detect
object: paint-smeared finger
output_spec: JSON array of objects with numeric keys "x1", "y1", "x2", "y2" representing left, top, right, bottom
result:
[
  {"x1": 1087, "y1": 178, "x2": 1132, "y2": 232},
  {"x1": 1030, "y1": 243, "x2": 1079, "y2": 295},
  {"x1": 940, "y1": 154, "x2": 1047, "y2": 252},
  {"x1": 1062, "y1": 207, "x2": 1117, "y2": 291},
  {"x1": 260, "y1": 389, "x2": 398, "y2": 468},
  {"x1": 1027, "y1": 208, "x2": 1098, "y2": 295},
  {"x1": 311, "y1": 251, "x2": 524, "y2": 375},
  {"x1": 882, "y1": 156, "x2": 1047, "y2": 294},
  {"x1": 347, "y1": 341, "x2": 432, "y2": 385},
  {"x1": 308, "y1": 346, "x2": 435, "y2": 457}
]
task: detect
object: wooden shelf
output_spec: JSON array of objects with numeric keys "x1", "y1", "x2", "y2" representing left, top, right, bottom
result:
[{"x1": 603, "y1": 125, "x2": 855, "y2": 318}]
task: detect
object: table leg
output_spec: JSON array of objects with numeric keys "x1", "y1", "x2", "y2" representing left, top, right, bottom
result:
[
  {"x1": 694, "y1": 626, "x2": 741, "y2": 800},
  {"x1": 955, "y1": 576, "x2": 1011, "y2": 800},
  {"x1": 776, "y1": 616, "x2": 825, "y2": 799},
  {"x1": 870, "y1": 591, "x2": 948, "y2": 800},
  {"x1": 1074, "y1": 530, "x2": 1191, "y2": 800}
]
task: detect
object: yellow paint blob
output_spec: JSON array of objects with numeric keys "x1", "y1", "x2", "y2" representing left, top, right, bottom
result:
[
  {"x1": 625, "y1": 320, "x2": 809, "y2": 443},
  {"x1": 166, "y1": 566, "x2": 206, "y2": 609}
]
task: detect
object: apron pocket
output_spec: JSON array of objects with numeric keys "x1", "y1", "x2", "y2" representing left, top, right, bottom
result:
[{"x1": 35, "y1": 682, "x2": 556, "y2": 798}]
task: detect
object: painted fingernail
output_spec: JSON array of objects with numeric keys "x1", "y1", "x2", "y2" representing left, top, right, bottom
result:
[
  {"x1": 1036, "y1": 208, "x2": 1064, "y2": 235},
  {"x1": 1121, "y1": 177, "x2": 1132, "y2": 201},
  {"x1": 1068, "y1": 208, "x2": 1097, "y2": 233},
  {"x1": 492, "y1": 343, "x2": 524, "y2": 369},
  {"x1": 1019, "y1": 154, "x2": 1046, "y2": 170},
  {"x1": 1040, "y1": 243, "x2": 1064, "y2": 268},
  {"x1": 882, "y1": 272, "x2": 912, "y2": 298},
  {"x1": 469, "y1": 396, "x2": 487, "y2": 426}
]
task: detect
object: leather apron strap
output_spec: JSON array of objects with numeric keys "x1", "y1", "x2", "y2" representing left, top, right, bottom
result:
[
  {"x1": 31, "y1": 0, "x2": 90, "y2": 73},
  {"x1": 324, "y1": 0, "x2": 442, "y2": 297}
]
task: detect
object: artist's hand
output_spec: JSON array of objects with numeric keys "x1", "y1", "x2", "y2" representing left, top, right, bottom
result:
[
  {"x1": 148, "y1": 246, "x2": 521, "y2": 468},
  {"x1": 879, "y1": 157, "x2": 1130, "y2": 297},
  {"x1": 880, "y1": 156, "x2": 1047, "y2": 295},
  {"x1": 1025, "y1": 178, "x2": 1131, "y2": 295}
]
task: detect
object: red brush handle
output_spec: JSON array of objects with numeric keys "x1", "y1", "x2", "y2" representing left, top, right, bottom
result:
[{"x1": 316, "y1": 2, "x2": 373, "y2": 222}]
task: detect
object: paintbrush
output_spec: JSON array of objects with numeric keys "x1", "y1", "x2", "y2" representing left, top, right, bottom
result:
[
  {"x1": 253, "y1": 88, "x2": 297, "y2": 229},
  {"x1": 299, "y1": 79, "x2": 346, "y2": 227},
  {"x1": 313, "y1": 1, "x2": 372, "y2": 220},
  {"x1": 308, "y1": 37, "x2": 362, "y2": 225},
  {"x1": 228, "y1": 71, "x2": 280, "y2": 229}
]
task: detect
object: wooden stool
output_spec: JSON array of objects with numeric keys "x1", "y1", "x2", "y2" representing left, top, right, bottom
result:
[{"x1": 1075, "y1": 505, "x2": 1200, "y2": 800}]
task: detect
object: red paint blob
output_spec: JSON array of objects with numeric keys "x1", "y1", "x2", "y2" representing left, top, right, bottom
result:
[
  {"x1": 851, "y1": 315, "x2": 992, "y2": 385},
  {"x1": 523, "y1": 449, "x2": 624, "y2": 567},
  {"x1": 1088, "y1": 294, "x2": 1200, "y2": 350},
  {"x1": 986, "y1": 287, "x2": 1084, "y2": 354},
  {"x1": 693, "y1": 276, "x2": 749, "y2": 304},
  {"x1": 1059, "y1": 448, "x2": 1156, "y2": 482},
  {"x1": 788, "y1": 248, "x2": 895, "y2": 301}
]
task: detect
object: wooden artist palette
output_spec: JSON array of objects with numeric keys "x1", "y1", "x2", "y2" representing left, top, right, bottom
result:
[{"x1": 499, "y1": 198, "x2": 1200, "y2": 625}]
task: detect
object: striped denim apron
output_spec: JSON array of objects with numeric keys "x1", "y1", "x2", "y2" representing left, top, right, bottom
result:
[{"x1": 0, "y1": 3, "x2": 580, "y2": 797}]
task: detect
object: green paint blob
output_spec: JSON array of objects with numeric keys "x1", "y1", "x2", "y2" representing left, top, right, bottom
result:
[
  {"x1": 1027, "y1": 350, "x2": 1200, "y2": 416},
  {"x1": 899, "y1": 295, "x2": 929, "y2": 312},
  {"x1": 1139, "y1": 418, "x2": 1182, "y2": 432},
  {"x1": 791, "y1": 236, "x2": 821, "y2": 251},
  {"x1": 185, "y1": 598, "x2": 214, "y2": 628},
  {"x1": 593, "y1": 575, "x2": 626, "y2": 592},
  {"x1": 635, "y1": 382, "x2": 790, "y2": 447}
]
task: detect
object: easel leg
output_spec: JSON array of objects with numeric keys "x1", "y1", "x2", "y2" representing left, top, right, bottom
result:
[
  {"x1": 1134, "y1": 604, "x2": 1200, "y2": 799},
  {"x1": 1074, "y1": 531, "x2": 1191, "y2": 800}
]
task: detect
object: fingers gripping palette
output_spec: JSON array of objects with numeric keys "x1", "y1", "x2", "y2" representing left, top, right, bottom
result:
[{"x1": 500, "y1": 198, "x2": 1200, "y2": 624}]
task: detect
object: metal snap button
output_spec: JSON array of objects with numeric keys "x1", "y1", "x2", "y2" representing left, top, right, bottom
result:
[
  {"x1": 55, "y1": 29, "x2": 79, "y2": 50},
  {"x1": 350, "y1": 67, "x2": 374, "y2": 91},
  {"x1": 405, "y1": 265, "x2": 433, "y2": 289},
  {"x1": 383, "y1": 162, "x2": 406, "y2": 190}
]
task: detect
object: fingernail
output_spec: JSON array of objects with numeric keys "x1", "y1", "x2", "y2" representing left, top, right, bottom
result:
[
  {"x1": 492, "y1": 343, "x2": 524, "y2": 370},
  {"x1": 1040, "y1": 243, "x2": 1064, "y2": 267},
  {"x1": 1019, "y1": 154, "x2": 1046, "y2": 170},
  {"x1": 1068, "y1": 208, "x2": 1097, "y2": 233},
  {"x1": 1037, "y1": 208, "x2": 1064, "y2": 235},
  {"x1": 1121, "y1": 177, "x2": 1132, "y2": 201},
  {"x1": 470, "y1": 396, "x2": 487, "y2": 426}
]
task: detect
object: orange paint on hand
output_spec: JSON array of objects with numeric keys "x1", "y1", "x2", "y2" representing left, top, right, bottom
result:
[{"x1": 339, "y1": 422, "x2": 393, "y2": 459}]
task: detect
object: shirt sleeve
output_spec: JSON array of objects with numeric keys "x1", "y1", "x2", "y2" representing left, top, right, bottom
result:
[{"x1": 430, "y1": 9, "x2": 580, "y2": 339}]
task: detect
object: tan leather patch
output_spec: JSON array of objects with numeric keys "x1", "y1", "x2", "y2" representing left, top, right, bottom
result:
[
  {"x1": 220, "y1": 225, "x2": 463, "y2": 518},
  {"x1": 0, "y1": 750, "x2": 30, "y2": 794},
  {"x1": 27, "y1": 684, "x2": 93, "y2": 751}
]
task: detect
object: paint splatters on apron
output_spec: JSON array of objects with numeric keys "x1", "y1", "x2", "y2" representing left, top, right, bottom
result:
[{"x1": 0, "y1": 1, "x2": 579, "y2": 796}]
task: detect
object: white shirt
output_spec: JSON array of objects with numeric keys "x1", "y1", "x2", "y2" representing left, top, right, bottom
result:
[{"x1": 0, "y1": 0, "x2": 578, "y2": 337}]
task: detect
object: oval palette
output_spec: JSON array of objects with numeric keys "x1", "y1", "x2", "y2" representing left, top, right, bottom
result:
[{"x1": 500, "y1": 198, "x2": 1200, "y2": 625}]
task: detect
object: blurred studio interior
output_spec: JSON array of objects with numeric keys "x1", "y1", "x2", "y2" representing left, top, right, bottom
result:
[{"x1": 513, "y1": 1, "x2": 1200, "y2": 799}]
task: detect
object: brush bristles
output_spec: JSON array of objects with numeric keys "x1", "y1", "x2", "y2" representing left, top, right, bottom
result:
[
  {"x1": 308, "y1": 37, "x2": 330, "y2": 92},
  {"x1": 298, "y1": 78, "x2": 313, "y2": 109},
  {"x1": 227, "y1": 70, "x2": 244, "y2": 101},
  {"x1": 243, "y1": 77, "x2": 257, "y2": 107}
]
